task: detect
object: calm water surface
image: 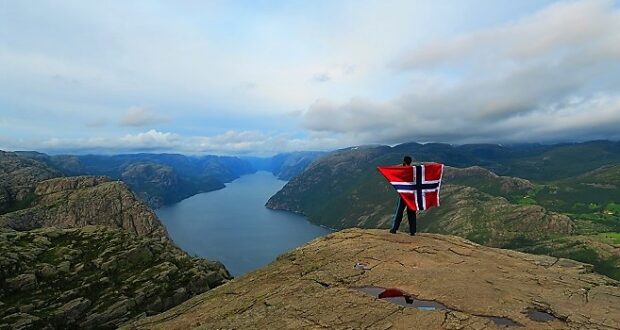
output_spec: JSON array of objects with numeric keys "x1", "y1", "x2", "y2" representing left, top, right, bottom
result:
[{"x1": 156, "y1": 171, "x2": 332, "y2": 276}]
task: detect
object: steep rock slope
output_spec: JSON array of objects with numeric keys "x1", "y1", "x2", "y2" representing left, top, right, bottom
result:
[
  {"x1": 125, "y1": 229, "x2": 620, "y2": 329},
  {"x1": 0, "y1": 176, "x2": 168, "y2": 238},
  {"x1": 119, "y1": 162, "x2": 224, "y2": 208},
  {"x1": 0, "y1": 151, "x2": 60, "y2": 214},
  {"x1": 0, "y1": 226, "x2": 231, "y2": 329}
]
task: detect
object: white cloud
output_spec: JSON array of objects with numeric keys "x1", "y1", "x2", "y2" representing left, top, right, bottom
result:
[
  {"x1": 1, "y1": 0, "x2": 619, "y2": 153},
  {"x1": 12, "y1": 129, "x2": 337, "y2": 155},
  {"x1": 187, "y1": 130, "x2": 347, "y2": 155},
  {"x1": 40, "y1": 129, "x2": 181, "y2": 152},
  {"x1": 395, "y1": 0, "x2": 620, "y2": 70},
  {"x1": 302, "y1": 0, "x2": 620, "y2": 144},
  {"x1": 119, "y1": 129, "x2": 181, "y2": 148}
]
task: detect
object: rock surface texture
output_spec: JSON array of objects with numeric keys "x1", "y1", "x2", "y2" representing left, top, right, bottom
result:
[
  {"x1": 0, "y1": 151, "x2": 60, "y2": 214},
  {"x1": 0, "y1": 225, "x2": 231, "y2": 330},
  {"x1": 0, "y1": 176, "x2": 168, "y2": 239},
  {"x1": 126, "y1": 229, "x2": 620, "y2": 330}
]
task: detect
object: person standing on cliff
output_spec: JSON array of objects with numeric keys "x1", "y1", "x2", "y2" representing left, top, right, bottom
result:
[{"x1": 389, "y1": 155, "x2": 417, "y2": 236}]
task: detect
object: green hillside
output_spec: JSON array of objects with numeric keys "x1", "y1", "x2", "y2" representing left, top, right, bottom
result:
[{"x1": 266, "y1": 140, "x2": 620, "y2": 280}]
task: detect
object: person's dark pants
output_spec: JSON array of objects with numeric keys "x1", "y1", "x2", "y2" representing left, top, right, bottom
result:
[{"x1": 390, "y1": 197, "x2": 416, "y2": 234}]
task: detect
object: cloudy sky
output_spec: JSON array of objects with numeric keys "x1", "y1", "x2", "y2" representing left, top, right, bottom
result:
[{"x1": 1, "y1": 0, "x2": 619, "y2": 155}]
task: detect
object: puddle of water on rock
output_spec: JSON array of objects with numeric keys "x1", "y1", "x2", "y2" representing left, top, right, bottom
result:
[
  {"x1": 356, "y1": 287, "x2": 449, "y2": 311},
  {"x1": 355, "y1": 287, "x2": 522, "y2": 327},
  {"x1": 486, "y1": 316, "x2": 521, "y2": 327},
  {"x1": 525, "y1": 309, "x2": 557, "y2": 322}
]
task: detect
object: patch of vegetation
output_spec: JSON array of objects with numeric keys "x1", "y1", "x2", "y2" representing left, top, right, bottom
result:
[
  {"x1": 516, "y1": 196, "x2": 537, "y2": 205},
  {"x1": 598, "y1": 232, "x2": 620, "y2": 245},
  {"x1": 606, "y1": 202, "x2": 620, "y2": 214},
  {"x1": 1, "y1": 190, "x2": 38, "y2": 215},
  {"x1": 520, "y1": 239, "x2": 620, "y2": 281},
  {"x1": 502, "y1": 236, "x2": 539, "y2": 249},
  {"x1": 572, "y1": 213, "x2": 620, "y2": 233}
]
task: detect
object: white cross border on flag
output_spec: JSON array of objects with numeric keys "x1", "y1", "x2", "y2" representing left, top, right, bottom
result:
[{"x1": 389, "y1": 165, "x2": 442, "y2": 210}]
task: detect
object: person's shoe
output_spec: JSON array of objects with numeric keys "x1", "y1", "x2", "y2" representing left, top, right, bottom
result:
[
  {"x1": 410, "y1": 233, "x2": 416, "y2": 236},
  {"x1": 389, "y1": 230, "x2": 397, "y2": 234}
]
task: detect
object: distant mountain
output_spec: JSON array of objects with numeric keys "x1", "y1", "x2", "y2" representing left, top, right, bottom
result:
[
  {"x1": 389, "y1": 140, "x2": 620, "y2": 181},
  {"x1": 493, "y1": 141, "x2": 620, "y2": 181},
  {"x1": 266, "y1": 140, "x2": 620, "y2": 280},
  {"x1": 10, "y1": 150, "x2": 324, "y2": 208},
  {"x1": 243, "y1": 151, "x2": 325, "y2": 180},
  {"x1": 15, "y1": 152, "x2": 256, "y2": 208}
]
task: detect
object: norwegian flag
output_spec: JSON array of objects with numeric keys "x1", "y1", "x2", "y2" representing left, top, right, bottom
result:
[{"x1": 377, "y1": 163, "x2": 444, "y2": 211}]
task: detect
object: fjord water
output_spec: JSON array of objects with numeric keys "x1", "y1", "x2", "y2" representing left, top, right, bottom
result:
[{"x1": 156, "y1": 171, "x2": 332, "y2": 276}]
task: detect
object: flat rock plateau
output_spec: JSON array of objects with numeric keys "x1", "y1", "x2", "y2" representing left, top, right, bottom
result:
[{"x1": 125, "y1": 229, "x2": 620, "y2": 330}]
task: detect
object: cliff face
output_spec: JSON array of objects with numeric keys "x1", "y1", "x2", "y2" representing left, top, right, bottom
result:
[
  {"x1": 0, "y1": 176, "x2": 168, "y2": 239},
  {"x1": 120, "y1": 162, "x2": 225, "y2": 209},
  {"x1": 125, "y1": 229, "x2": 620, "y2": 329},
  {"x1": 0, "y1": 151, "x2": 60, "y2": 214},
  {"x1": 0, "y1": 153, "x2": 233, "y2": 329},
  {"x1": 0, "y1": 225, "x2": 231, "y2": 330}
]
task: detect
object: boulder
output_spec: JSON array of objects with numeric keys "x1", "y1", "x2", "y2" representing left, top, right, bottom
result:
[
  {"x1": 5, "y1": 274, "x2": 37, "y2": 292},
  {"x1": 54, "y1": 297, "x2": 91, "y2": 322},
  {"x1": 35, "y1": 263, "x2": 58, "y2": 280},
  {"x1": 1, "y1": 312, "x2": 41, "y2": 330}
]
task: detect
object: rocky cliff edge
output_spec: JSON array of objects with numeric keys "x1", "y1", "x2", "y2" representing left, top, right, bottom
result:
[
  {"x1": 0, "y1": 176, "x2": 168, "y2": 239},
  {"x1": 125, "y1": 229, "x2": 620, "y2": 330}
]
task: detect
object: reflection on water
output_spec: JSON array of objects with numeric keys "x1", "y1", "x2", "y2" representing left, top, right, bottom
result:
[
  {"x1": 355, "y1": 287, "x2": 523, "y2": 327},
  {"x1": 156, "y1": 171, "x2": 332, "y2": 276}
]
